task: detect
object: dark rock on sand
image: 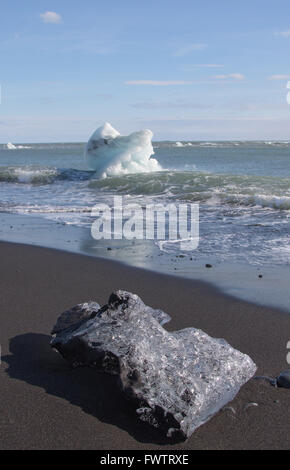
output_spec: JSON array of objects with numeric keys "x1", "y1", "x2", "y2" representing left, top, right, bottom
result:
[
  {"x1": 277, "y1": 370, "x2": 290, "y2": 389},
  {"x1": 255, "y1": 369, "x2": 290, "y2": 389},
  {"x1": 205, "y1": 263, "x2": 212, "y2": 268},
  {"x1": 51, "y1": 290, "x2": 256, "y2": 440}
]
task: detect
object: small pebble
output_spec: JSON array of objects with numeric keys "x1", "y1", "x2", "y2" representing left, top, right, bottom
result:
[
  {"x1": 205, "y1": 264, "x2": 212, "y2": 268},
  {"x1": 243, "y1": 402, "x2": 258, "y2": 411},
  {"x1": 258, "y1": 274, "x2": 263, "y2": 278},
  {"x1": 223, "y1": 406, "x2": 236, "y2": 415}
]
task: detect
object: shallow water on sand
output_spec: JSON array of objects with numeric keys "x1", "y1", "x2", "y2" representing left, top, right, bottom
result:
[{"x1": 1, "y1": 212, "x2": 289, "y2": 313}]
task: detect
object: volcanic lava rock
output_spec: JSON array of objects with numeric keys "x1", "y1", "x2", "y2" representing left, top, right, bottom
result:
[{"x1": 51, "y1": 290, "x2": 256, "y2": 439}]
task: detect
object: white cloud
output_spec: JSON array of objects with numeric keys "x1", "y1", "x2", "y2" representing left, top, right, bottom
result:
[
  {"x1": 186, "y1": 64, "x2": 224, "y2": 68},
  {"x1": 213, "y1": 73, "x2": 245, "y2": 81},
  {"x1": 125, "y1": 80, "x2": 192, "y2": 86},
  {"x1": 61, "y1": 40, "x2": 116, "y2": 54},
  {"x1": 269, "y1": 74, "x2": 290, "y2": 80},
  {"x1": 173, "y1": 43, "x2": 207, "y2": 56},
  {"x1": 181, "y1": 64, "x2": 224, "y2": 72},
  {"x1": 275, "y1": 30, "x2": 290, "y2": 37},
  {"x1": 40, "y1": 11, "x2": 62, "y2": 24},
  {"x1": 132, "y1": 100, "x2": 211, "y2": 109}
]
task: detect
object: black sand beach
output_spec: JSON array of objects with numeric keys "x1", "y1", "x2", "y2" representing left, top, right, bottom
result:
[{"x1": 0, "y1": 241, "x2": 290, "y2": 450}]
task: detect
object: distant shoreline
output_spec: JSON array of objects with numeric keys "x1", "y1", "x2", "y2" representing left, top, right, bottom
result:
[{"x1": 2, "y1": 139, "x2": 290, "y2": 145}]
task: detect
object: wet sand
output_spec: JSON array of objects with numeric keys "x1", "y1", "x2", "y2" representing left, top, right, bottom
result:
[{"x1": 0, "y1": 241, "x2": 290, "y2": 450}]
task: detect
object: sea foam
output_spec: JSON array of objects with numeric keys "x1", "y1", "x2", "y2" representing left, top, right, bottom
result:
[{"x1": 85, "y1": 122, "x2": 161, "y2": 178}]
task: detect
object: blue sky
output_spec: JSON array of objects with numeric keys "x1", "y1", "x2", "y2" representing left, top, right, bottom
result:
[{"x1": 1, "y1": 0, "x2": 290, "y2": 141}]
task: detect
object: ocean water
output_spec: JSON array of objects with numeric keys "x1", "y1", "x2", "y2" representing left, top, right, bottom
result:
[{"x1": 0, "y1": 140, "x2": 289, "y2": 310}]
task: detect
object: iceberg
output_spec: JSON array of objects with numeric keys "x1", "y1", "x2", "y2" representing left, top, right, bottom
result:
[
  {"x1": 84, "y1": 122, "x2": 161, "y2": 178},
  {"x1": 7, "y1": 142, "x2": 17, "y2": 150},
  {"x1": 175, "y1": 141, "x2": 193, "y2": 147},
  {"x1": 6, "y1": 142, "x2": 31, "y2": 150},
  {"x1": 51, "y1": 290, "x2": 256, "y2": 440}
]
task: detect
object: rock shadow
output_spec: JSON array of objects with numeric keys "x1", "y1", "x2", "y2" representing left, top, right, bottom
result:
[{"x1": 2, "y1": 333, "x2": 179, "y2": 445}]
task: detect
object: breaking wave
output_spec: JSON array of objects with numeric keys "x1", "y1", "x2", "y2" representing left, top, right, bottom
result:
[
  {"x1": 90, "y1": 171, "x2": 290, "y2": 210},
  {"x1": 0, "y1": 166, "x2": 93, "y2": 184},
  {"x1": 0, "y1": 161, "x2": 289, "y2": 211}
]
